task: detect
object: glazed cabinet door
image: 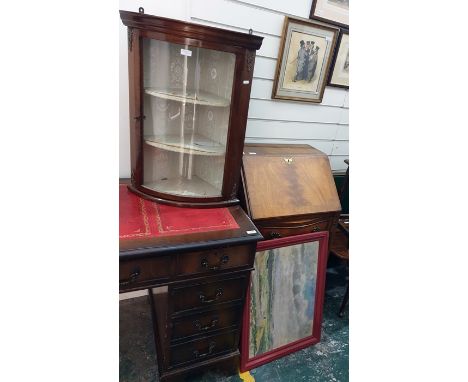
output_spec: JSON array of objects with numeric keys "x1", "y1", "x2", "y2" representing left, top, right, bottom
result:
[{"x1": 140, "y1": 38, "x2": 236, "y2": 200}]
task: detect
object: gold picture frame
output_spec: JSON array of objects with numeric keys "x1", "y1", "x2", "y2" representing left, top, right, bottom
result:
[{"x1": 272, "y1": 17, "x2": 339, "y2": 103}]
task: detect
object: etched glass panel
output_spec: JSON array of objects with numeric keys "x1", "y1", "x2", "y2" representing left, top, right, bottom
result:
[
  {"x1": 142, "y1": 39, "x2": 235, "y2": 197},
  {"x1": 249, "y1": 242, "x2": 319, "y2": 358}
]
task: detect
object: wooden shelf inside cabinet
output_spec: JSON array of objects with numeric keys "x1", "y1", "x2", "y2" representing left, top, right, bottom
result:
[
  {"x1": 145, "y1": 134, "x2": 226, "y2": 156},
  {"x1": 145, "y1": 88, "x2": 230, "y2": 107},
  {"x1": 143, "y1": 176, "x2": 221, "y2": 197}
]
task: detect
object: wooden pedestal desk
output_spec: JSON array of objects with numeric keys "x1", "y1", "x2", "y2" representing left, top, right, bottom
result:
[{"x1": 119, "y1": 183, "x2": 262, "y2": 381}]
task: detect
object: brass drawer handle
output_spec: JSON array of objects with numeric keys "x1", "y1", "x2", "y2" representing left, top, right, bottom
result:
[
  {"x1": 193, "y1": 317, "x2": 219, "y2": 332},
  {"x1": 270, "y1": 231, "x2": 281, "y2": 239},
  {"x1": 201, "y1": 255, "x2": 229, "y2": 270},
  {"x1": 119, "y1": 268, "x2": 140, "y2": 287},
  {"x1": 193, "y1": 341, "x2": 216, "y2": 359},
  {"x1": 199, "y1": 288, "x2": 223, "y2": 304},
  {"x1": 312, "y1": 226, "x2": 321, "y2": 232}
]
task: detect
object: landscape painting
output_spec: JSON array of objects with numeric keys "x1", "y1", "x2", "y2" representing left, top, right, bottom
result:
[{"x1": 241, "y1": 232, "x2": 329, "y2": 371}]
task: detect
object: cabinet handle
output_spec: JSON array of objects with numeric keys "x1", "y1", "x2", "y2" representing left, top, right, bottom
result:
[
  {"x1": 312, "y1": 226, "x2": 321, "y2": 232},
  {"x1": 193, "y1": 341, "x2": 216, "y2": 359},
  {"x1": 193, "y1": 317, "x2": 219, "y2": 332},
  {"x1": 119, "y1": 269, "x2": 140, "y2": 287},
  {"x1": 199, "y1": 288, "x2": 223, "y2": 304},
  {"x1": 201, "y1": 255, "x2": 229, "y2": 270},
  {"x1": 270, "y1": 231, "x2": 281, "y2": 239}
]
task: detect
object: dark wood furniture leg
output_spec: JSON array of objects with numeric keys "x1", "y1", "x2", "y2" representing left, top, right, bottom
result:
[
  {"x1": 337, "y1": 159, "x2": 349, "y2": 318},
  {"x1": 338, "y1": 282, "x2": 348, "y2": 318}
]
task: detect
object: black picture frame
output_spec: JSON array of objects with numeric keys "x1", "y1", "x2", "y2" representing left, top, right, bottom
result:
[
  {"x1": 309, "y1": 0, "x2": 349, "y2": 28},
  {"x1": 327, "y1": 29, "x2": 349, "y2": 89}
]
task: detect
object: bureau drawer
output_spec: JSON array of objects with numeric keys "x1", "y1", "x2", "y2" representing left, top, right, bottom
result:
[
  {"x1": 168, "y1": 329, "x2": 238, "y2": 368},
  {"x1": 171, "y1": 305, "x2": 241, "y2": 341},
  {"x1": 171, "y1": 276, "x2": 247, "y2": 314},
  {"x1": 177, "y1": 245, "x2": 252, "y2": 277},
  {"x1": 119, "y1": 255, "x2": 172, "y2": 291},
  {"x1": 258, "y1": 220, "x2": 330, "y2": 239}
]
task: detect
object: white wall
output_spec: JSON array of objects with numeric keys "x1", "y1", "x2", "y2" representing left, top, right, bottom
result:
[{"x1": 119, "y1": 0, "x2": 349, "y2": 177}]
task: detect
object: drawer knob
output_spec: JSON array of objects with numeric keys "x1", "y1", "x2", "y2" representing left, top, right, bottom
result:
[
  {"x1": 193, "y1": 317, "x2": 219, "y2": 332},
  {"x1": 193, "y1": 341, "x2": 216, "y2": 359},
  {"x1": 270, "y1": 231, "x2": 281, "y2": 239},
  {"x1": 201, "y1": 255, "x2": 229, "y2": 271},
  {"x1": 119, "y1": 268, "x2": 140, "y2": 287},
  {"x1": 312, "y1": 226, "x2": 321, "y2": 232},
  {"x1": 199, "y1": 288, "x2": 223, "y2": 304}
]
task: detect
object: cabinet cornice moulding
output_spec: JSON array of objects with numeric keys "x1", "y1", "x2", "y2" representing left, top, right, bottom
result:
[{"x1": 120, "y1": 10, "x2": 264, "y2": 50}]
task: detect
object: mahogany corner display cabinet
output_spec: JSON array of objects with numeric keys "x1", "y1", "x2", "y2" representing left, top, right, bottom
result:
[
  {"x1": 120, "y1": 9, "x2": 263, "y2": 207},
  {"x1": 119, "y1": 182, "x2": 263, "y2": 381}
]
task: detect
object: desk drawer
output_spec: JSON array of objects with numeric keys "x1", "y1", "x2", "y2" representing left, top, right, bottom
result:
[
  {"x1": 168, "y1": 330, "x2": 238, "y2": 368},
  {"x1": 177, "y1": 245, "x2": 252, "y2": 277},
  {"x1": 119, "y1": 255, "x2": 172, "y2": 291},
  {"x1": 257, "y1": 219, "x2": 330, "y2": 239},
  {"x1": 171, "y1": 276, "x2": 247, "y2": 314},
  {"x1": 171, "y1": 305, "x2": 241, "y2": 341}
]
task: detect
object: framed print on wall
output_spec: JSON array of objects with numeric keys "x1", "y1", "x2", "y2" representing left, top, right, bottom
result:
[
  {"x1": 310, "y1": 0, "x2": 349, "y2": 28},
  {"x1": 328, "y1": 30, "x2": 349, "y2": 88},
  {"x1": 272, "y1": 17, "x2": 339, "y2": 103},
  {"x1": 240, "y1": 231, "x2": 329, "y2": 372}
]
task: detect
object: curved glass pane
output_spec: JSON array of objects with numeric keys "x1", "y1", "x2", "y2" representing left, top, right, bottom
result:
[{"x1": 142, "y1": 38, "x2": 235, "y2": 198}]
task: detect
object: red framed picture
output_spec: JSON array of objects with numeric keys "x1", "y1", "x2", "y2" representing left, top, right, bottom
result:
[{"x1": 240, "y1": 231, "x2": 329, "y2": 372}]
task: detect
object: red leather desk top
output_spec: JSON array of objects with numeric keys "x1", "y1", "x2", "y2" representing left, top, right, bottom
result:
[{"x1": 119, "y1": 185, "x2": 239, "y2": 241}]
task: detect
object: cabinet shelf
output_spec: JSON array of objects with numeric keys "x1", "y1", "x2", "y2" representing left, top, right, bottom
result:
[
  {"x1": 145, "y1": 88, "x2": 230, "y2": 107},
  {"x1": 145, "y1": 134, "x2": 226, "y2": 156},
  {"x1": 143, "y1": 176, "x2": 221, "y2": 197}
]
